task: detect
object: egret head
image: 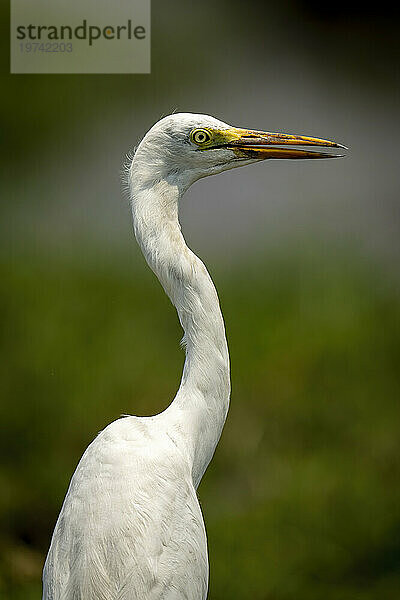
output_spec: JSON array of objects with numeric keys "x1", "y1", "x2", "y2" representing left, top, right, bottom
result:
[{"x1": 131, "y1": 113, "x2": 346, "y2": 190}]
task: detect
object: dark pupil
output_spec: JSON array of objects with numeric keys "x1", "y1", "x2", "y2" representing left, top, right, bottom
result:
[{"x1": 197, "y1": 132, "x2": 206, "y2": 142}]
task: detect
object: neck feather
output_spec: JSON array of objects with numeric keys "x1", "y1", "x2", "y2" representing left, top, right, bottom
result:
[{"x1": 130, "y1": 170, "x2": 230, "y2": 487}]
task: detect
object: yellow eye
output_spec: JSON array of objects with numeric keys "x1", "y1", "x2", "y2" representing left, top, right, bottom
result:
[{"x1": 190, "y1": 129, "x2": 212, "y2": 145}]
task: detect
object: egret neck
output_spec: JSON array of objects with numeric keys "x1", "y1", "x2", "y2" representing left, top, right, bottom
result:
[{"x1": 130, "y1": 168, "x2": 230, "y2": 488}]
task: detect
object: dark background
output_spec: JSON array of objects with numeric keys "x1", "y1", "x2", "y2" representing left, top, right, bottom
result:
[{"x1": 1, "y1": 1, "x2": 399, "y2": 598}]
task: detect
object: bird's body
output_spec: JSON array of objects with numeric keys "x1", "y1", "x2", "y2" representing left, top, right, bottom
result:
[
  {"x1": 43, "y1": 417, "x2": 209, "y2": 599},
  {"x1": 43, "y1": 113, "x2": 344, "y2": 599}
]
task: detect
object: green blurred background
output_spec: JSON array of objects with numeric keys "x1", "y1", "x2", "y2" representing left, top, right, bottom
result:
[{"x1": 1, "y1": 1, "x2": 400, "y2": 598}]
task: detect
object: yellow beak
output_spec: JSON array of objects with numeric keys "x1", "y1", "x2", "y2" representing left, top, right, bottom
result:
[{"x1": 221, "y1": 127, "x2": 347, "y2": 160}]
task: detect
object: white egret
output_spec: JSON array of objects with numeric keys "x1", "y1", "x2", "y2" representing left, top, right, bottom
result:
[{"x1": 43, "y1": 113, "x2": 345, "y2": 599}]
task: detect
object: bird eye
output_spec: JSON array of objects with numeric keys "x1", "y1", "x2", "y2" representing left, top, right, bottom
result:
[{"x1": 190, "y1": 129, "x2": 212, "y2": 145}]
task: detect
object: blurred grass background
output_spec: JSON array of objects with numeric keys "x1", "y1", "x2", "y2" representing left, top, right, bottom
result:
[{"x1": 1, "y1": 0, "x2": 400, "y2": 598}]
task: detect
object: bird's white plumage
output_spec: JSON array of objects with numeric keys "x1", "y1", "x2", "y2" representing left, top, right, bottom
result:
[
  {"x1": 43, "y1": 114, "x2": 241, "y2": 599},
  {"x1": 43, "y1": 417, "x2": 208, "y2": 599}
]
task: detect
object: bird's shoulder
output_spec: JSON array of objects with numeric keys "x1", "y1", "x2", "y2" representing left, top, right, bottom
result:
[{"x1": 66, "y1": 417, "x2": 192, "y2": 504}]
